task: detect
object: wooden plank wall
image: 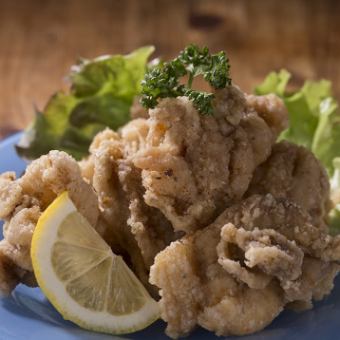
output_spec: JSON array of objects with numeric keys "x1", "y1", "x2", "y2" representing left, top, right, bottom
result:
[{"x1": 0, "y1": 0, "x2": 339, "y2": 138}]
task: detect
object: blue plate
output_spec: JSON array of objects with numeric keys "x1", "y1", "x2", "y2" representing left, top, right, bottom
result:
[{"x1": 0, "y1": 133, "x2": 340, "y2": 340}]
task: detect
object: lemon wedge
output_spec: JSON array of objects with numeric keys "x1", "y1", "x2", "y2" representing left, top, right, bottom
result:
[{"x1": 31, "y1": 191, "x2": 159, "y2": 334}]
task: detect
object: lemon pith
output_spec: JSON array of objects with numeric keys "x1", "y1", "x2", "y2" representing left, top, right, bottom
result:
[{"x1": 31, "y1": 191, "x2": 159, "y2": 334}]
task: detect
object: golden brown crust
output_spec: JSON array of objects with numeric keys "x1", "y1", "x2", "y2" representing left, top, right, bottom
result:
[
  {"x1": 151, "y1": 194, "x2": 340, "y2": 338},
  {"x1": 247, "y1": 141, "x2": 331, "y2": 228},
  {"x1": 133, "y1": 88, "x2": 288, "y2": 233},
  {"x1": 0, "y1": 151, "x2": 99, "y2": 294}
]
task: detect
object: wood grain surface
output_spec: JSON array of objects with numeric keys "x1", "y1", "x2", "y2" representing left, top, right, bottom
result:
[{"x1": 0, "y1": 0, "x2": 339, "y2": 139}]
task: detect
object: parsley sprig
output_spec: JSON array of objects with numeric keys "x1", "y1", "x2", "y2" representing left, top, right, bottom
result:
[{"x1": 141, "y1": 45, "x2": 231, "y2": 115}]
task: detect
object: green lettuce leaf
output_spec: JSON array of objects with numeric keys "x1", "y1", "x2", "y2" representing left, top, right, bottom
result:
[
  {"x1": 312, "y1": 98, "x2": 340, "y2": 173},
  {"x1": 16, "y1": 46, "x2": 154, "y2": 160},
  {"x1": 255, "y1": 69, "x2": 340, "y2": 175},
  {"x1": 254, "y1": 69, "x2": 291, "y2": 97}
]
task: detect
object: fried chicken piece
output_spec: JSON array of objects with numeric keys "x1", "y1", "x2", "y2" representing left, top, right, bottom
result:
[
  {"x1": 133, "y1": 88, "x2": 288, "y2": 232},
  {"x1": 3, "y1": 206, "x2": 40, "y2": 247},
  {"x1": 218, "y1": 194, "x2": 340, "y2": 262},
  {"x1": 78, "y1": 157, "x2": 95, "y2": 184},
  {"x1": 197, "y1": 281, "x2": 283, "y2": 337},
  {"x1": 217, "y1": 224, "x2": 304, "y2": 288},
  {"x1": 215, "y1": 224, "x2": 337, "y2": 311},
  {"x1": 89, "y1": 129, "x2": 150, "y2": 288},
  {"x1": 151, "y1": 194, "x2": 340, "y2": 338},
  {"x1": 0, "y1": 151, "x2": 99, "y2": 295},
  {"x1": 0, "y1": 249, "x2": 26, "y2": 296},
  {"x1": 245, "y1": 94, "x2": 289, "y2": 137},
  {"x1": 120, "y1": 118, "x2": 150, "y2": 155},
  {"x1": 150, "y1": 220, "x2": 285, "y2": 337},
  {"x1": 247, "y1": 141, "x2": 331, "y2": 228},
  {"x1": 0, "y1": 172, "x2": 22, "y2": 219},
  {"x1": 89, "y1": 127, "x2": 177, "y2": 294},
  {"x1": 284, "y1": 256, "x2": 340, "y2": 309},
  {"x1": 217, "y1": 221, "x2": 339, "y2": 305},
  {"x1": 121, "y1": 120, "x2": 181, "y2": 275},
  {"x1": 218, "y1": 194, "x2": 340, "y2": 302},
  {"x1": 17, "y1": 150, "x2": 99, "y2": 224}
]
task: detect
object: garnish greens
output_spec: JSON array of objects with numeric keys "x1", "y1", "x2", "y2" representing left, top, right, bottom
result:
[
  {"x1": 16, "y1": 46, "x2": 154, "y2": 160},
  {"x1": 17, "y1": 45, "x2": 231, "y2": 160},
  {"x1": 255, "y1": 70, "x2": 340, "y2": 233},
  {"x1": 140, "y1": 45, "x2": 231, "y2": 115}
]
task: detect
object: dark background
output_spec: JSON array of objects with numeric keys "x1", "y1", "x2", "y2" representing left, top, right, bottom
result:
[{"x1": 1, "y1": 0, "x2": 339, "y2": 139}]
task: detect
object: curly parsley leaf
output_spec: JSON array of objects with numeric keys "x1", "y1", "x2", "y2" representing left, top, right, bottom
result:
[
  {"x1": 141, "y1": 44, "x2": 231, "y2": 114},
  {"x1": 184, "y1": 90, "x2": 215, "y2": 115},
  {"x1": 16, "y1": 46, "x2": 154, "y2": 160}
]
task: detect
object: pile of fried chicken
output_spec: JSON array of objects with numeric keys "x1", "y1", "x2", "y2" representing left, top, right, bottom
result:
[{"x1": 1, "y1": 85, "x2": 340, "y2": 338}]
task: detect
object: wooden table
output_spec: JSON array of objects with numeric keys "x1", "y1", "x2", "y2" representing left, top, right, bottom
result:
[{"x1": 1, "y1": 0, "x2": 339, "y2": 139}]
